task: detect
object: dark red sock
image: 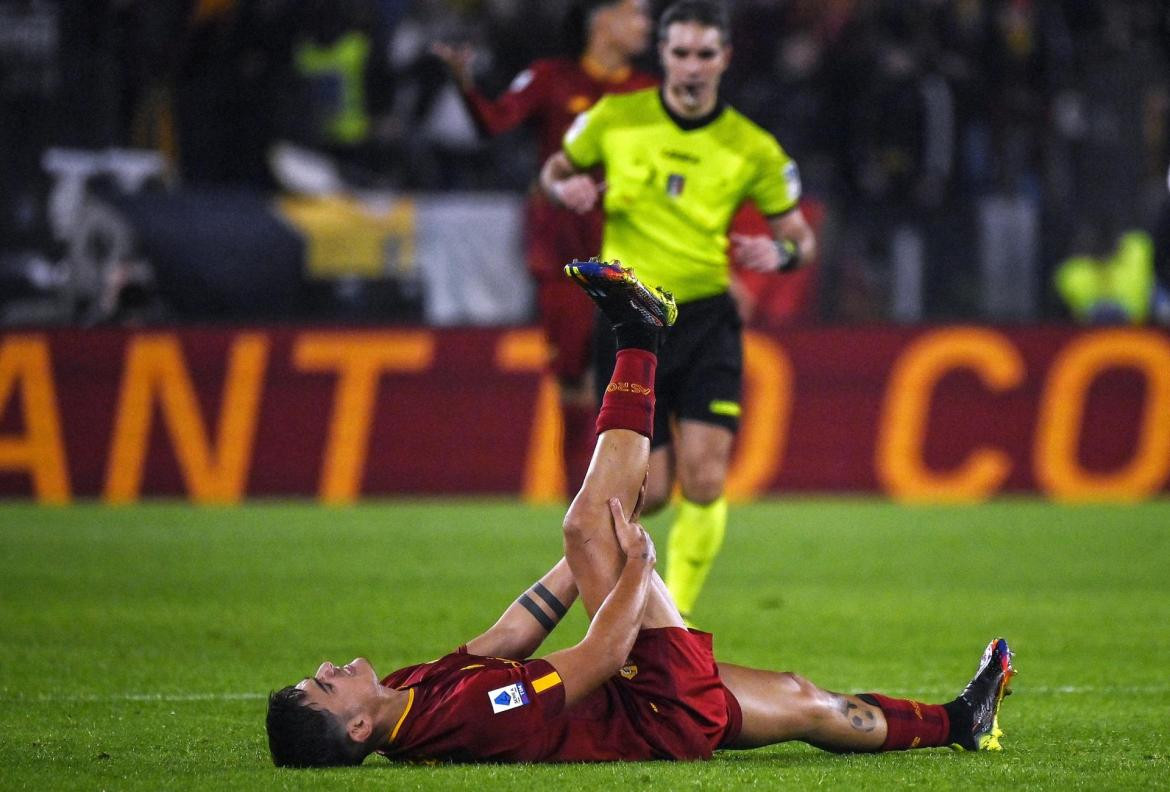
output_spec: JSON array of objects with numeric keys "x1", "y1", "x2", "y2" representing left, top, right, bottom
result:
[
  {"x1": 561, "y1": 402, "x2": 596, "y2": 491},
  {"x1": 596, "y1": 348, "x2": 657, "y2": 438},
  {"x1": 862, "y1": 693, "x2": 950, "y2": 750}
]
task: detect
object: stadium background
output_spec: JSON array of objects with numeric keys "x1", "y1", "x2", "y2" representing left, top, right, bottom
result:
[{"x1": 1, "y1": 0, "x2": 1168, "y2": 501}]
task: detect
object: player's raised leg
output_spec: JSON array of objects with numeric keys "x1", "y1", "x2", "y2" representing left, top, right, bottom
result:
[
  {"x1": 718, "y1": 637, "x2": 1016, "y2": 753},
  {"x1": 560, "y1": 259, "x2": 682, "y2": 627}
]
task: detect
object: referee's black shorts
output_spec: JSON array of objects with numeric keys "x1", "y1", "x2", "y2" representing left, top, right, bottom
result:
[{"x1": 594, "y1": 292, "x2": 742, "y2": 449}]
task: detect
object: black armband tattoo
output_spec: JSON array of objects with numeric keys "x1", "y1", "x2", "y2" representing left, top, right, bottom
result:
[
  {"x1": 517, "y1": 594, "x2": 557, "y2": 631},
  {"x1": 532, "y1": 582, "x2": 568, "y2": 618}
]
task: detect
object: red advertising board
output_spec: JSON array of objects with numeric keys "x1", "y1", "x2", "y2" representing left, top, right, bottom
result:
[{"x1": 1, "y1": 325, "x2": 1167, "y2": 503}]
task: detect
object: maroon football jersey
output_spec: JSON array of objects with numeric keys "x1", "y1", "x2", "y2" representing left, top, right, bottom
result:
[{"x1": 375, "y1": 629, "x2": 734, "y2": 763}]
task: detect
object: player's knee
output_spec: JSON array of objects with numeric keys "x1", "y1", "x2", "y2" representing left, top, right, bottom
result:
[
  {"x1": 676, "y1": 453, "x2": 728, "y2": 503},
  {"x1": 783, "y1": 673, "x2": 845, "y2": 726},
  {"x1": 774, "y1": 672, "x2": 823, "y2": 712},
  {"x1": 561, "y1": 501, "x2": 599, "y2": 543},
  {"x1": 678, "y1": 466, "x2": 725, "y2": 504}
]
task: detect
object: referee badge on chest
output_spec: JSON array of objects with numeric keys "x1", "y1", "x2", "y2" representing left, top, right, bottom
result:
[
  {"x1": 488, "y1": 682, "x2": 530, "y2": 713},
  {"x1": 666, "y1": 173, "x2": 686, "y2": 197}
]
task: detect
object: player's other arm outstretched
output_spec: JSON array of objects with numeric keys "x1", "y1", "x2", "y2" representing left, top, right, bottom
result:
[{"x1": 464, "y1": 558, "x2": 578, "y2": 660}]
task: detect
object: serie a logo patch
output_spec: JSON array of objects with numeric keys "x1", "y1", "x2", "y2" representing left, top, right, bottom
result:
[{"x1": 488, "y1": 682, "x2": 530, "y2": 714}]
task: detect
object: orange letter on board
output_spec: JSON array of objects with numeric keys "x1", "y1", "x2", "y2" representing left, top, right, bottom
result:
[
  {"x1": 104, "y1": 334, "x2": 268, "y2": 503},
  {"x1": 1035, "y1": 329, "x2": 1170, "y2": 501},
  {"x1": 877, "y1": 328, "x2": 1023, "y2": 502},
  {"x1": 0, "y1": 336, "x2": 70, "y2": 503},
  {"x1": 726, "y1": 332, "x2": 793, "y2": 500},
  {"x1": 294, "y1": 332, "x2": 434, "y2": 503}
]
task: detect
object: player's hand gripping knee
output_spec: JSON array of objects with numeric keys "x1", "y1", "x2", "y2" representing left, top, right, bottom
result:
[{"x1": 608, "y1": 497, "x2": 656, "y2": 566}]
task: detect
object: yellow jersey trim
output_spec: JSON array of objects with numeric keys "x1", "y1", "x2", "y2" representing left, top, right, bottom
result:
[
  {"x1": 388, "y1": 687, "x2": 415, "y2": 744},
  {"x1": 532, "y1": 671, "x2": 562, "y2": 693}
]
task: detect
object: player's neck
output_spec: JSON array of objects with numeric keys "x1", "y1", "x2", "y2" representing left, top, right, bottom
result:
[
  {"x1": 372, "y1": 686, "x2": 412, "y2": 747},
  {"x1": 581, "y1": 42, "x2": 631, "y2": 82}
]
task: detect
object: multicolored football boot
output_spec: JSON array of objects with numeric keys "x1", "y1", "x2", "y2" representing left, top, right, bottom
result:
[
  {"x1": 950, "y1": 637, "x2": 1016, "y2": 751},
  {"x1": 564, "y1": 258, "x2": 677, "y2": 328}
]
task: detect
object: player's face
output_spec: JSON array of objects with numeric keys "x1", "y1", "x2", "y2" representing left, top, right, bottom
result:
[
  {"x1": 295, "y1": 657, "x2": 381, "y2": 718},
  {"x1": 659, "y1": 22, "x2": 730, "y2": 116},
  {"x1": 597, "y1": 0, "x2": 652, "y2": 57}
]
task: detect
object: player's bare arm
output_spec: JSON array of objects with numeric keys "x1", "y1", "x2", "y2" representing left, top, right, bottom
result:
[
  {"x1": 543, "y1": 497, "x2": 656, "y2": 707},
  {"x1": 540, "y1": 151, "x2": 601, "y2": 214},
  {"x1": 730, "y1": 208, "x2": 817, "y2": 273},
  {"x1": 464, "y1": 557, "x2": 578, "y2": 659}
]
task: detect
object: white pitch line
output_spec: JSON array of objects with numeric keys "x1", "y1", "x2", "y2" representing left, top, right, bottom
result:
[
  {"x1": 842, "y1": 685, "x2": 1170, "y2": 697},
  {"x1": 3, "y1": 685, "x2": 1168, "y2": 704},
  {"x1": 2, "y1": 692, "x2": 267, "y2": 703}
]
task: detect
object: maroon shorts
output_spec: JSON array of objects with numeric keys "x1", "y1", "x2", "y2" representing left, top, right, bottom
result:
[{"x1": 618, "y1": 627, "x2": 742, "y2": 759}]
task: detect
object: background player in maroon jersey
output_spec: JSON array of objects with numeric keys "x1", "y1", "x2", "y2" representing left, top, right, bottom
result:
[
  {"x1": 432, "y1": 0, "x2": 656, "y2": 492},
  {"x1": 266, "y1": 262, "x2": 1015, "y2": 767}
]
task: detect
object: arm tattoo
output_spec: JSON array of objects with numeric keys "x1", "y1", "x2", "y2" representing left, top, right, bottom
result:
[
  {"x1": 532, "y1": 582, "x2": 568, "y2": 618},
  {"x1": 516, "y1": 593, "x2": 556, "y2": 631},
  {"x1": 519, "y1": 594, "x2": 559, "y2": 631}
]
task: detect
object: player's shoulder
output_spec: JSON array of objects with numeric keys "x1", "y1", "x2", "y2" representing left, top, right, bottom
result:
[
  {"x1": 720, "y1": 105, "x2": 790, "y2": 158},
  {"x1": 381, "y1": 649, "x2": 473, "y2": 687}
]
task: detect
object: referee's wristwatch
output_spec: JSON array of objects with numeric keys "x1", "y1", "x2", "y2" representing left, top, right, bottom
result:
[{"x1": 774, "y1": 239, "x2": 800, "y2": 272}]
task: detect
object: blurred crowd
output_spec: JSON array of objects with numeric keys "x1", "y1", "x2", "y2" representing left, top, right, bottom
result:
[{"x1": 1, "y1": 0, "x2": 1168, "y2": 324}]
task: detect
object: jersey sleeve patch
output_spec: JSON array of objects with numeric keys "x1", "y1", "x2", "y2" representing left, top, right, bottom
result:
[
  {"x1": 782, "y1": 161, "x2": 802, "y2": 200},
  {"x1": 488, "y1": 682, "x2": 530, "y2": 713}
]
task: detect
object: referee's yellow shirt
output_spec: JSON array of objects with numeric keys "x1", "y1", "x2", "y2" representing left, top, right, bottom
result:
[{"x1": 563, "y1": 87, "x2": 801, "y2": 303}]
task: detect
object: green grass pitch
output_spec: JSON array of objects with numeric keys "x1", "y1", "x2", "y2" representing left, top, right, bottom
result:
[{"x1": 1, "y1": 499, "x2": 1168, "y2": 790}]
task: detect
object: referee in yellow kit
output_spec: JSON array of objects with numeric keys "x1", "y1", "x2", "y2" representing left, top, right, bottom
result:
[{"x1": 541, "y1": 0, "x2": 817, "y2": 622}]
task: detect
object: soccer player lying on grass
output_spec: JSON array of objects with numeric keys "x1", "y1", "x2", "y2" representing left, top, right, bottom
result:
[{"x1": 266, "y1": 261, "x2": 1016, "y2": 767}]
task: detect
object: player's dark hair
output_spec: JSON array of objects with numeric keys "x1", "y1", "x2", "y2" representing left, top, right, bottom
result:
[
  {"x1": 563, "y1": 0, "x2": 624, "y2": 56},
  {"x1": 657, "y1": 0, "x2": 730, "y2": 44},
  {"x1": 266, "y1": 686, "x2": 367, "y2": 768}
]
